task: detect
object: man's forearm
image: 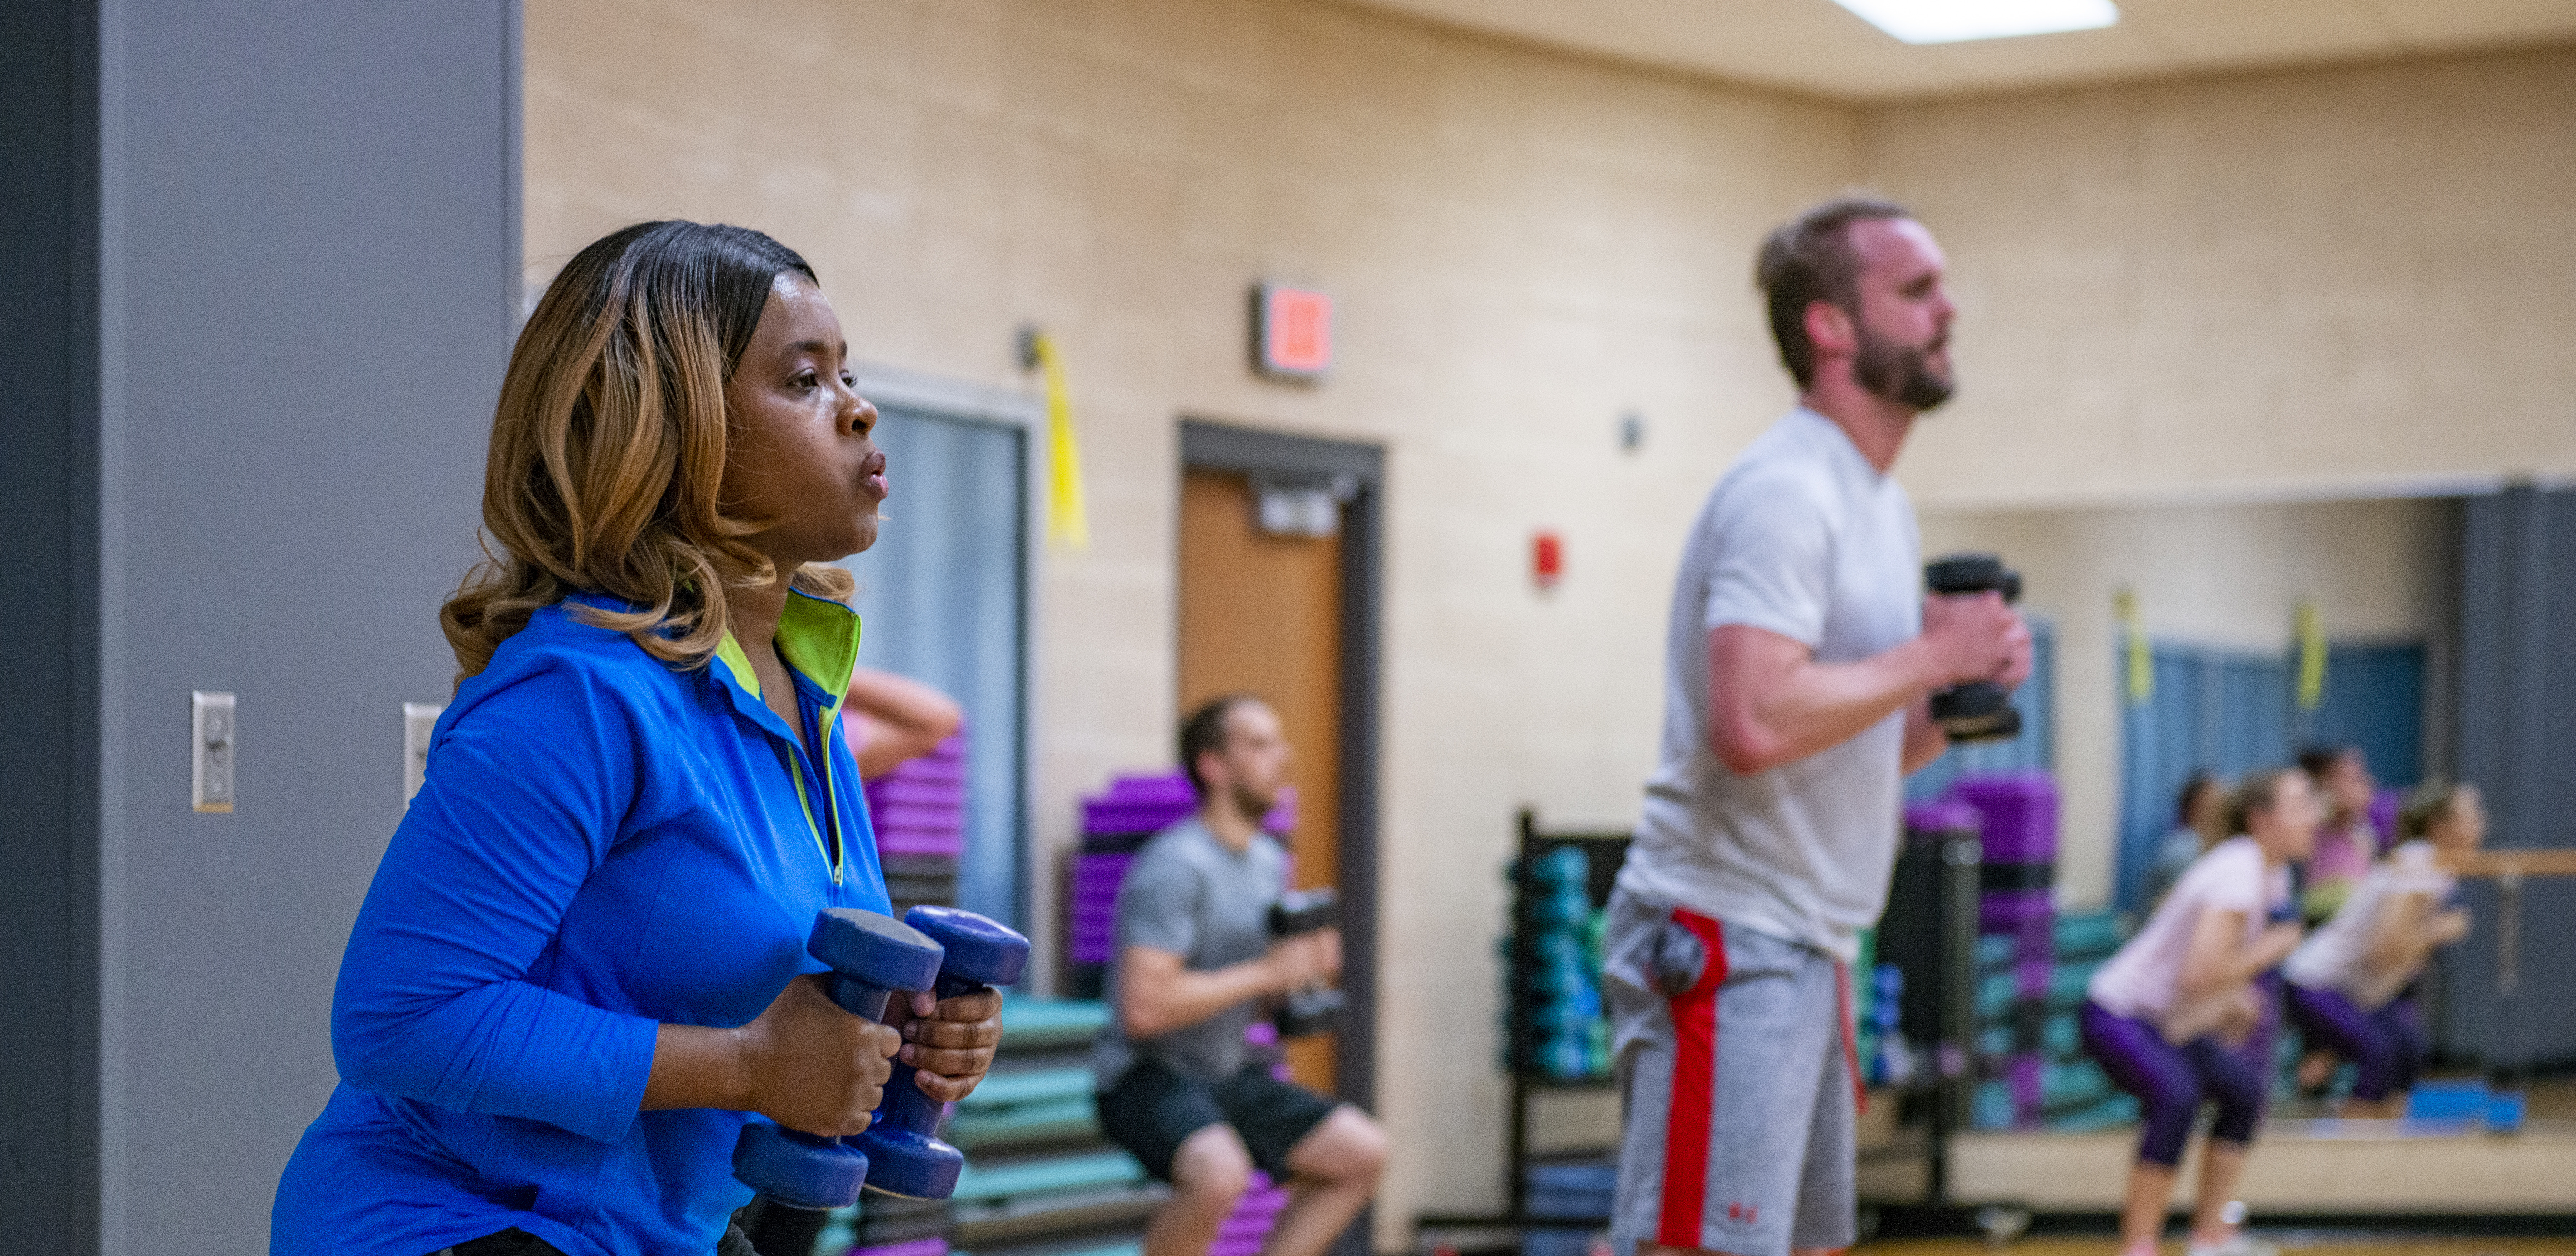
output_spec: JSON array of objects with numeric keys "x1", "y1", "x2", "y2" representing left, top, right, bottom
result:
[
  {"x1": 1119, "y1": 957, "x2": 1278, "y2": 1040},
  {"x1": 1899, "y1": 697, "x2": 1948, "y2": 775},
  {"x1": 1711, "y1": 628, "x2": 1947, "y2": 776}
]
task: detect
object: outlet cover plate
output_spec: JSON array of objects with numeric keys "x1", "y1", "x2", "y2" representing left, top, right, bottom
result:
[{"x1": 192, "y1": 691, "x2": 236, "y2": 813}]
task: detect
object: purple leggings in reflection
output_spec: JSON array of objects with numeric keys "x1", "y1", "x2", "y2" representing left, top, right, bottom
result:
[
  {"x1": 2285, "y1": 985, "x2": 2426, "y2": 1101},
  {"x1": 2079, "y1": 999, "x2": 2266, "y2": 1166}
]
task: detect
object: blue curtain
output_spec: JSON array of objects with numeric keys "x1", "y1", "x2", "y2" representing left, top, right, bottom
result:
[
  {"x1": 2308, "y1": 643, "x2": 2427, "y2": 787},
  {"x1": 1907, "y1": 618, "x2": 2056, "y2": 802},
  {"x1": 2114, "y1": 643, "x2": 2294, "y2": 910},
  {"x1": 838, "y1": 405, "x2": 1028, "y2": 929}
]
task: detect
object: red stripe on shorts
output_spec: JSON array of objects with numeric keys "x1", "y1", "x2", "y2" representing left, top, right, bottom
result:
[
  {"x1": 1657, "y1": 912, "x2": 1727, "y2": 1248},
  {"x1": 1836, "y1": 961, "x2": 1866, "y2": 1116}
]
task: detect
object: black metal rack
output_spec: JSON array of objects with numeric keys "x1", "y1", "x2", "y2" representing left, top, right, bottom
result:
[
  {"x1": 1862, "y1": 817, "x2": 1990, "y2": 1235},
  {"x1": 1419, "y1": 810, "x2": 1629, "y2": 1237}
]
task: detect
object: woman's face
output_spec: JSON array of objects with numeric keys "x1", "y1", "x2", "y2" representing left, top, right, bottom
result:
[
  {"x1": 2328, "y1": 752, "x2": 2376, "y2": 816},
  {"x1": 2252, "y1": 771, "x2": 2321, "y2": 862},
  {"x1": 2432, "y1": 786, "x2": 2488, "y2": 852},
  {"x1": 720, "y1": 274, "x2": 886, "y2": 569}
]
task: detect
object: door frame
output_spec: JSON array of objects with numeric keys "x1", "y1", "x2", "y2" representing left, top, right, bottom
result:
[
  {"x1": 1179, "y1": 418, "x2": 1385, "y2": 1114},
  {"x1": 851, "y1": 361, "x2": 1044, "y2": 958}
]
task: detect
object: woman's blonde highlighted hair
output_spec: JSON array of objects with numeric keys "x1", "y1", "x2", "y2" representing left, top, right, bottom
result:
[{"x1": 441, "y1": 221, "x2": 854, "y2": 681}]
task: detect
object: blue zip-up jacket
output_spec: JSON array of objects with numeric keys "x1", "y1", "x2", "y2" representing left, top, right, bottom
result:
[{"x1": 272, "y1": 590, "x2": 890, "y2": 1256}]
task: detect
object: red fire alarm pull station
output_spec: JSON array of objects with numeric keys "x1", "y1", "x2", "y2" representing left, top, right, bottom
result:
[
  {"x1": 1532, "y1": 531, "x2": 1563, "y2": 590},
  {"x1": 1251, "y1": 283, "x2": 1331, "y2": 382}
]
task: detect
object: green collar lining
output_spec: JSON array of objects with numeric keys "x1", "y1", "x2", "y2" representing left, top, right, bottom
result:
[{"x1": 713, "y1": 589, "x2": 865, "y2": 702}]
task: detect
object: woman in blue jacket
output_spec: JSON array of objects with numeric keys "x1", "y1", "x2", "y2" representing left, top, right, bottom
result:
[{"x1": 272, "y1": 221, "x2": 1002, "y2": 1256}]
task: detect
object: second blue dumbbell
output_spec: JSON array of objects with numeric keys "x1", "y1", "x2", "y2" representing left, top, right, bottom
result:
[
  {"x1": 731, "y1": 908, "x2": 946, "y2": 1210},
  {"x1": 851, "y1": 905, "x2": 1032, "y2": 1200}
]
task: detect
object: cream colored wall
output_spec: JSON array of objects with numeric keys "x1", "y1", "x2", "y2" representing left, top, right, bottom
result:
[
  {"x1": 1920, "y1": 496, "x2": 2449, "y2": 909},
  {"x1": 525, "y1": 0, "x2": 1857, "y2": 1240},
  {"x1": 1868, "y1": 49, "x2": 2576, "y2": 511}
]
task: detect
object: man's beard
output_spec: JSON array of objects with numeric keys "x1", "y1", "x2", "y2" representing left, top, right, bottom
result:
[
  {"x1": 1232, "y1": 779, "x2": 1279, "y2": 825},
  {"x1": 1854, "y1": 325, "x2": 1954, "y2": 412}
]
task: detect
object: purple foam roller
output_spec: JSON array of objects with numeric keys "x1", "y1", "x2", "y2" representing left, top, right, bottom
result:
[
  {"x1": 1904, "y1": 797, "x2": 1983, "y2": 840},
  {"x1": 1955, "y1": 774, "x2": 2058, "y2": 865}
]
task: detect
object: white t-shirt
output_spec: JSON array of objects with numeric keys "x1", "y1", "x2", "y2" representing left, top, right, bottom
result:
[
  {"x1": 2284, "y1": 839, "x2": 2456, "y2": 1010},
  {"x1": 1617, "y1": 408, "x2": 1922, "y2": 963},
  {"x1": 2088, "y1": 836, "x2": 2292, "y2": 1030}
]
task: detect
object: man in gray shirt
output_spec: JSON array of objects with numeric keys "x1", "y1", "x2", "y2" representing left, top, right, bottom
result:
[
  {"x1": 1094, "y1": 696, "x2": 1387, "y2": 1256},
  {"x1": 1607, "y1": 197, "x2": 2028, "y2": 1256}
]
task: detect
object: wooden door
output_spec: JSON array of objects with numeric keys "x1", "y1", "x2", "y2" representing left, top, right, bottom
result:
[{"x1": 1178, "y1": 470, "x2": 1342, "y2": 1092}]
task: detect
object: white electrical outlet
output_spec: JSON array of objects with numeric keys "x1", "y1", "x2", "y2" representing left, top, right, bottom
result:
[
  {"x1": 192, "y1": 691, "x2": 236, "y2": 813},
  {"x1": 403, "y1": 702, "x2": 445, "y2": 804}
]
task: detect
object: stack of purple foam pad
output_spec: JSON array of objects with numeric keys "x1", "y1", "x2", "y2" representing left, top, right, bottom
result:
[
  {"x1": 857, "y1": 724, "x2": 966, "y2": 916},
  {"x1": 1210, "y1": 1170, "x2": 1291, "y2": 1256},
  {"x1": 1067, "y1": 771, "x2": 1296, "y2": 998},
  {"x1": 851, "y1": 1237, "x2": 947, "y2": 1256},
  {"x1": 1955, "y1": 773, "x2": 2058, "y2": 1127}
]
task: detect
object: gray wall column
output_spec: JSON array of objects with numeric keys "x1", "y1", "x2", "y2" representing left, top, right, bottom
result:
[{"x1": 6, "y1": 3, "x2": 520, "y2": 1250}]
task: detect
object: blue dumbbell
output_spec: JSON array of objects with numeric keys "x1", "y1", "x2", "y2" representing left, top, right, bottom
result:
[
  {"x1": 849, "y1": 905, "x2": 1032, "y2": 1200},
  {"x1": 732, "y1": 908, "x2": 946, "y2": 1210}
]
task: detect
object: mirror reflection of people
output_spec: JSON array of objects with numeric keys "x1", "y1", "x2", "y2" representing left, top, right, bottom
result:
[
  {"x1": 2082, "y1": 769, "x2": 2315, "y2": 1256},
  {"x1": 2296, "y1": 745, "x2": 2381, "y2": 922},
  {"x1": 843, "y1": 666, "x2": 964, "y2": 781},
  {"x1": 269, "y1": 222, "x2": 1001, "y2": 1256},
  {"x1": 2282, "y1": 780, "x2": 2478, "y2": 1115},
  {"x1": 2145, "y1": 772, "x2": 2233, "y2": 914},
  {"x1": 1092, "y1": 696, "x2": 1386, "y2": 1256}
]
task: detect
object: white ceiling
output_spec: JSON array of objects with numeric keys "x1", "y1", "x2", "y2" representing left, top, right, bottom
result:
[{"x1": 1343, "y1": 0, "x2": 2576, "y2": 101}]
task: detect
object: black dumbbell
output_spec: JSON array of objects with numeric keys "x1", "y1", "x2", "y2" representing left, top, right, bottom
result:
[
  {"x1": 1924, "y1": 552, "x2": 2022, "y2": 744},
  {"x1": 731, "y1": 908, "x2": 945, "y2": 1210},
  {"x1": 850, "y1": 905, "x2": 1031, "y2": 1200},
  {"x1": 1268, "y1": 888, "x2": 1345, "y2": 1038}
]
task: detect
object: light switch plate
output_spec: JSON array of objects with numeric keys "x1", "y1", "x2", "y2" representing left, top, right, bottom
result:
[
  {"x1": 192, "y1": 691, "x2": 236, "y2": 813},
  {"x1": 403, "y1": 702, "x2": 444, "y2": 804}
]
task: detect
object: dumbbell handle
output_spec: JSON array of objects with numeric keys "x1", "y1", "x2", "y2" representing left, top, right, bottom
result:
[
  {"x1": 870, "y1": 972, "x2": 991, "y2": 1138},
  {"x1": 826, "y1": 975, "x2": 900, "y2": 1023}
]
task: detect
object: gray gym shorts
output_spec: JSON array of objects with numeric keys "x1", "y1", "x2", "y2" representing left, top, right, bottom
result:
[{"x1": 1603, "y1": 887, "x2": 1860, "y2": 1256}]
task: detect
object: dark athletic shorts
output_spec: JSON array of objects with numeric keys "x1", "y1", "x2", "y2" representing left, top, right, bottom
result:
[{"x1": 1096, "y1": 1059, "x2": 1339, "y2": 1182}]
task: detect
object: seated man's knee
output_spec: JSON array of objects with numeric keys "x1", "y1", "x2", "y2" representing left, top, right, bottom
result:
[
  {"x1": 1172, "y1": 1124, "x2": 1255, "y2": 1208},
  {"x1": 1289, "y1": 1107, "x2": 1388, "y2": 1188}
]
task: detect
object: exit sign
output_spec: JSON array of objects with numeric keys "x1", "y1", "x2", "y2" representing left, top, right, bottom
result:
[{"x1": 1251, "y1": 282, "x2": 1331, "y2": 382}]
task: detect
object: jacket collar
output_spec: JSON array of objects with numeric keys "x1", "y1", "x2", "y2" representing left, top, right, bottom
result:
[
  {"x1": 559, "y1": 588, "x2": 862, "y2": 738},
  {"x1": 709, "y1": 588, "x2": 863, "y2": 740}
]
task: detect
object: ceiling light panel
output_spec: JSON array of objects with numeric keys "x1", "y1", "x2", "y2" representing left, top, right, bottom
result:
[{"x1": 1830, "y1": 0, "x2": 2120, "y2": 44}]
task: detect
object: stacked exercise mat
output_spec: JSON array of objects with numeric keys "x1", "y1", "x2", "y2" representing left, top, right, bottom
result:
[
  {"x1": 2037, "y1": 909, "x2": 2133, "y2": 1130},
  {"x1": 1971, "y1": 909, "x2": 2133, "y2": 1130},
  {"x1": 1499, "y1": 826, "x2": 1622, "y2": 1083},
  {"x1": 859, "y1": 728, "x2": 967, "y2": 916}
]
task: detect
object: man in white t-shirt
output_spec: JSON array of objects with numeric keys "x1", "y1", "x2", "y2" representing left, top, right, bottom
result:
[{"x1": 1606, "y1": 196, "x2": 2029, "y2": 1256}]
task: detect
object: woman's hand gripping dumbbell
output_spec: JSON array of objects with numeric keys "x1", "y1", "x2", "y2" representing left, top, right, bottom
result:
[
  {"x1": 731, "y1": 909, "x2": 944, "y2": 1210},
  {"x1": 731, "y1": 905, "x2": 1025, "y2": 1207}
]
